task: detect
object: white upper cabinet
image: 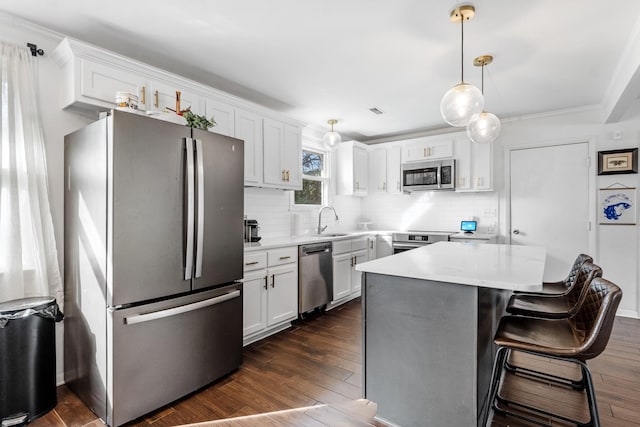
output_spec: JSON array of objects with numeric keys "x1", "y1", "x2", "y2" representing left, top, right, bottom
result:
[
  {"x1": 78, "y1": 59, "x2": 145, "y2": 109},
  {"x1": 335, "y1": 141, "x2": 368, "y2": 196},
  {"x1": 203, "y1": 98, "x2": 235, "y2": 137},
  {"x1": 453, "y1": 137, "x2": 493, "y2": 192},
  {"x1": 148, "y1": 80, "x2": 202, "y2": 115},
  {"x1": 402, "y1": 137, "x2": 453, "y2": 162},
  {"x1": 235, "y1": 109, "x2": 263, "y2": 185},
  {"x1": 263, "y1": 119, "x2": 302, "y2": 190},
  {"x1": 369, "y1": 145, "x2": 401, "y2": 194}
]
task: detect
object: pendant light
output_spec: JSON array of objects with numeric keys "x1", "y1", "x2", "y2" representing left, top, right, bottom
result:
[
  {"x1": 322, "y1": 119, "x2": 341, "y2": 149},
  {"x1": 466, "y1": 55, "x2": 501, "y2": 144},
  {"x1": 440, "y1": 4, "x2": 484, "y2": 127}
]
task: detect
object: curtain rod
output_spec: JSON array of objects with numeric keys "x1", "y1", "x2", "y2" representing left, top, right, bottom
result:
[{"x1": 27, "y1": 42, "x2": 44, "y2": 57}]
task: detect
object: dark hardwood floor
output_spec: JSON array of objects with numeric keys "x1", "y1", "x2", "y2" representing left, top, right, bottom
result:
[{"x1": 30, "y1": 299, "x2": 640, "y2": 427}]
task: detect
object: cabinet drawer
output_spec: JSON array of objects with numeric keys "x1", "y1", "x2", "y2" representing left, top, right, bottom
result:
[
  {"x1": 244, "y1": 252, "x2": 267, "y2": 272},
  {"x1": 268, "y1": 247, "x2": 298, "y2": 267},
  {"x1": 332, "y1": 240, "x2": 352, "y2": 255},
  {"x1": 351, "y1": 238, "x2": 368, "y2": 252}
]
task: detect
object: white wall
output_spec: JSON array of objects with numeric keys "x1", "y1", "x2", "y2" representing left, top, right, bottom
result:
[{"x1": 496, "y1": 105, "x2": 640, "y2": 318}]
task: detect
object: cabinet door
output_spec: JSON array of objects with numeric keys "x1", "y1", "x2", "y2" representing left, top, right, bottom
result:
[
  {"x1": 370, "y1": 149, "x2": 387, "y2": 192},
  {"x1": 149, "y1": 80, "x2": 202, "y2": 114},
  {"x1": 454, "y1": 138, "x2": 472, "y2": 190},
  {"x1": 354, "y1": 146, "x2": 368, "y2": 194},
  {"x1": 242, "y1": 271, "x2": 268, "y2": 336},
  {"x1": 332, "y1": 253, "x2": 353, "y2": 301},
  {"x1": 267, "y1": 264, "x2": 298, "y2": 326},
  {"x1": 351, "y1": 249, "x2": 368, "y2": 294},
  {"x1": 387, "y1": 146, "x2": 402, "y2": 194},
  {"x1": 79, "y1": 59, "x2": 145, "y2": 106},
  {"x1": 376, "y1": 235, "x2": 393, "y2": 259},
  {"x1": 427, "y1": 140, "x2": 454, "y2": 159},
  {"x1": 472, "y1": 142, "x2": 492, "y2": 190},
  {"x1": 236, "y1": 109, "x2": 263, "y2": 185},
  {"x1": 263, "y1": 118, "x2": 285, "y2": 186},
  {"x1": 282, "y1": 124, "x2": 302, "y2": 189},
  {"x1": 204, "y1": 98, "x2": 235, "y2": 137}
]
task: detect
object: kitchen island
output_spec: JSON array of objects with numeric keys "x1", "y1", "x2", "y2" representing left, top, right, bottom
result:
[{"x1": 356, "y1": 241, "x2": 545, "y2": 427}]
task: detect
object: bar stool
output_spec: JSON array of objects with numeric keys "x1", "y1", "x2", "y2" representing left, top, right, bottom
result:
[
  {"x1": 506, "y1": 261, "x2": 602, "y2": 319},
  {"x1": 514, "y1": 254, "x2": 592, "y2": 295},
  {"x1": 483, "y1": 277, "x2": 622, "y2": 427}
]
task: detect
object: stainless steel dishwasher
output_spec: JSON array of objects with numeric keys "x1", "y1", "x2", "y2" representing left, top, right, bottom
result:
[{"x1": 298, "y1": 242, "x2": 333, "y2": 316}]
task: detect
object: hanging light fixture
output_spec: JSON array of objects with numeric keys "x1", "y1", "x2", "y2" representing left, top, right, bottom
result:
[
  {"x1": 322, "y1": 119, "x2": 341, "y2": 149},
  {"x1": 466, "y1": 55, "x2": 501, "y2": 144},
  {"x1": 440, "y1": 4, "x2": 484, "y2": 127}
]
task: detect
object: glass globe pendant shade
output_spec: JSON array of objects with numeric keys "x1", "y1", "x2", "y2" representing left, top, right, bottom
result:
[
  {"x1": 440, "y1": 83, "x2": 484, "y2": 127},
  {"x1": 466, "y1": 111, "x2": 501, "y2": 144},
  {"x1": 323, "y1": 131, "x2": 341, "y2": 149}
]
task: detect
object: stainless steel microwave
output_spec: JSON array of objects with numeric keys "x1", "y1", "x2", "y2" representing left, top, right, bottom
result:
[{"x1": 401, "y1": 159, "x2": 455, "y2": 192}]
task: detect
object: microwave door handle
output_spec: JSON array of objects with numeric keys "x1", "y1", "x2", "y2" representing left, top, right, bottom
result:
[
  {"x1": 194, "y1": 138, "x2": 205, "y2": 278},
  {"x1": 437, "y1": 164, "x2": 441, "y2": 188},
  {"x1": 184, "y1": 138, "x2": 195, "y2": 280}
]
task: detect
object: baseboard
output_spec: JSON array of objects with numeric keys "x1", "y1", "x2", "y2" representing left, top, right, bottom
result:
[{"x1": 616, "y1": 309, "x2": 639, "y2": 319}]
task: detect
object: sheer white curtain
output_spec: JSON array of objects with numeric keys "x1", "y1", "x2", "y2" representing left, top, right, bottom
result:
[{"x1": 0, "y1": 41, "x2": 63, "y2": 304}]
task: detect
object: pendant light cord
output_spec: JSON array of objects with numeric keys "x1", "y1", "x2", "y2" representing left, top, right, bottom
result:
[
  {"x1": 481, "y1": 62, "x2": 484, "y2": 95},
  {"x1": 460, "y1": 16, "x2": 464, "y2": 83}
]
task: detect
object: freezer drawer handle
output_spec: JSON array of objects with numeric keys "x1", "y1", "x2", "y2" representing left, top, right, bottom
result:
[{"x1": 124, "y1": 290, "x2": 241, "y2": 325}]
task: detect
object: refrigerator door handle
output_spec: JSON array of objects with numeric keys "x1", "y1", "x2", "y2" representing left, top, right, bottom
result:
[
  {"x1": 194, "y1": 138, "x2": 205, "y2": 278},
  {"x1": 184, "y1": 137, "x2": 195, "y2": 280},
  {"x1": 124, "y1": 290, "x2": 241, "y2": 325}
]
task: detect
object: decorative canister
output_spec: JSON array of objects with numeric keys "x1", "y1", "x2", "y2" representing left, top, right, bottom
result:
[{"x1": 115, "y1": 91, "x2": 139, "y2": 109}]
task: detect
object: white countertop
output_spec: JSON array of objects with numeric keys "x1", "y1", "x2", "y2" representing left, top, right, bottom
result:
[
  {"x1": 356, "y1": 241, "x2": 545, "y2": 292},
  {"x1": 243, "y1": 230, "x2": 394, "y2": 252},
  {"x1": 449, "y1": 232, "x2": 496, "y2": 240}
]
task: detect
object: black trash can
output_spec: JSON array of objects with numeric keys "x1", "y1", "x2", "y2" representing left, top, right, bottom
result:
[{"x1": 0, "y1": 297, "x2": 64, "y2": 425}]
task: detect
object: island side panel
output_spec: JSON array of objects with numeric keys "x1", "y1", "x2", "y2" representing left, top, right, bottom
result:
[{"x1": 363, "y1": 272, "x2": 479, "y2": 427}]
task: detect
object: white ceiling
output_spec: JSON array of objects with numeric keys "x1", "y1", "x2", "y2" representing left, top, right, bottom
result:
[{"x1": 3, "y1": 1, "x2": 640, "y2": 141}]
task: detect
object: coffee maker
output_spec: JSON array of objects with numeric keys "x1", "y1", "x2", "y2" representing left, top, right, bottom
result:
[{"x1": 244, "y1": 219, "x2": 261, "y2": 242}]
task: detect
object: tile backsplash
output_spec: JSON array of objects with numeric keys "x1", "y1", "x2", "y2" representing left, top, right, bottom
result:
[{"x1": 245, "y1": 187, "x2": 499, "y2": 238}]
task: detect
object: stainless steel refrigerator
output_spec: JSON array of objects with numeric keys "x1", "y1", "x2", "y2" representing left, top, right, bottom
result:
[{"x1": 63, "y1": 110, "x2": 244, "y2": 426}]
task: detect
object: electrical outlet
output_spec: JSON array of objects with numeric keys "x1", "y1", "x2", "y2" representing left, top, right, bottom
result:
[{"x1": 483, "y1": 208, "x2": 497, "y2": 218}]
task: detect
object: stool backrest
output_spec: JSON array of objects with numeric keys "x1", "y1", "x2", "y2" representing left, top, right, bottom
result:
[
  {"x1": 571, "y1": 277, "x2": 622, "y2": 360},
  {"x1": 562, "y1": 254, "x2": 593, "y2": 289},
  {"x1": 566, "y1": 261, "x2": 602, "y2": 316}
]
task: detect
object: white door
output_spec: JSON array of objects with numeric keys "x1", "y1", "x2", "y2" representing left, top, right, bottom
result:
[
  {"x1": 332, "y1": 253, "x2": 353, "y2": 301},
  {"x1": 509, "y1": 142, "x2": 591, "y2": 281},
  {"x1": 242, "y1": 272, "x2": 267, "y2": 336}
]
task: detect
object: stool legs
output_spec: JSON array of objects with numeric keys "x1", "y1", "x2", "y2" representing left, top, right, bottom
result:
[{"x1": 484, "y1": 347, "x2": 600, "y2": 427}]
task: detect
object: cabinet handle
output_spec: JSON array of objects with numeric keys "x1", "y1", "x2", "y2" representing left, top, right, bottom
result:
[
  {"x1": 429, "y1": 147, "x2": 432, "y2": 156},
  {"x1": 286, "y1": 170, "x2": 290, "y2": 182},
  {"x1": 476, "y1": 177, "x2": 481, "y2": 187},
  {"x1": 383, "y1": 182, "x2": 386, "y2": 191},
  {"x1": 271, "y1": 274, "x2": 275, "y2": 288},
  {"x1": 279, "y1": 256, "x2": 291, "y2": 260},
  {"x1": 369, "y1": 240, "x2": 373, "y2": 249},
  {"x1": 264, "y1": 275, "x2": 268, "y2": 290},
  {"x1": 154, "y1": 90, "x2": 159, "y2": 108},
  {"x1": 140, "y1": 86, "x2": 146, "y2": 105},
  {"x1": 424, "y1": 148, "x2": 427, "y2": 157},
  {"x1": 245, "y1": 261, "x2": 259, "y2": 266},
  {"x1": 282, "y1": 170, "x2": 286, "y2": 181},
  {"x1": 356, "y1": 181, "x2": 359, "y2": 190}
]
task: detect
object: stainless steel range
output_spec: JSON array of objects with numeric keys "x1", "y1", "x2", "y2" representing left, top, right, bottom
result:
[{"x1": 391, "y1": 231, "x2": 455, "y2": 254}]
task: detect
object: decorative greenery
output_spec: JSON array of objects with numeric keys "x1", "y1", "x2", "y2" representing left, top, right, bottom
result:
[{"x1": 183, "y1": 110, "x2": 217, "y2": 130}]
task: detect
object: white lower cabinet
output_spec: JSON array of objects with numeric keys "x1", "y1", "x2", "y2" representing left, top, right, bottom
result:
[
  {"x1": 330, "y1": 237, "x2": 368, "y2": 307},
  {"x1": 242, "y1": 246, "x2": 298, "y2": 345}
]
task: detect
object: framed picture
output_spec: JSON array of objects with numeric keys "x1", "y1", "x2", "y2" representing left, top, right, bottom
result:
[
  {"x1": 598, "y1": 187, "x2": 636, "y2": 225},
  {"x1": 597, "y1": 148, "x2": 638, "y2": 175}
]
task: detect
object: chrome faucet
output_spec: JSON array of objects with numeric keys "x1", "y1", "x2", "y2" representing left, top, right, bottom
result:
[{"x1": 317, "y1": 206, "x2": 339, "y2": 235}]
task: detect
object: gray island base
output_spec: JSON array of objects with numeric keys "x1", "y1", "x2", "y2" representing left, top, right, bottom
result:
[{"x1": 358, "y1": 242, "x2": 546, "y2": 427}]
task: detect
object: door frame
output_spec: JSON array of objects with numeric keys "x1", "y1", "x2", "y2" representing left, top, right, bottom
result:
[{"x1": 503, "y1": 136, "x2": 597, "y2": 258}]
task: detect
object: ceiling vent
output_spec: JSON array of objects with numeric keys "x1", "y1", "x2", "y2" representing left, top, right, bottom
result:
[{"x1": 369, "y1": 107, "x2": 384, "y2": 115}]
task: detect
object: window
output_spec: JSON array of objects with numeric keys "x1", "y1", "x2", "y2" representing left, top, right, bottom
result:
[{"x1": 293, "y1": 149, "x2": 328, "y2": 206}]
